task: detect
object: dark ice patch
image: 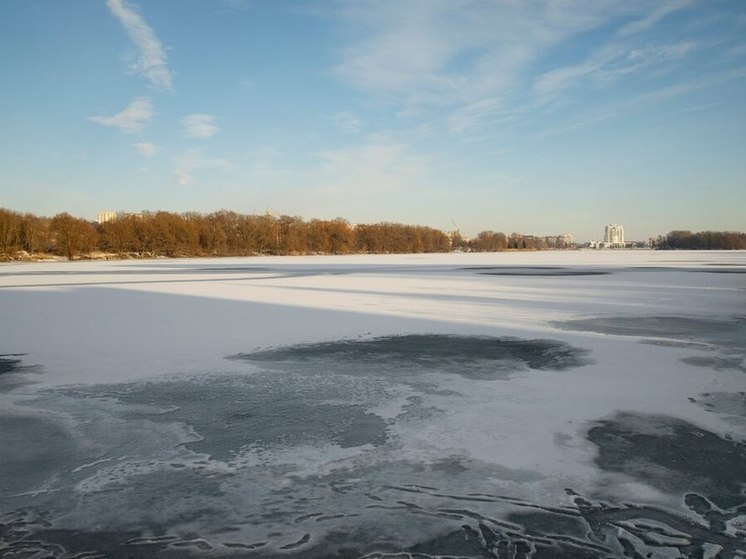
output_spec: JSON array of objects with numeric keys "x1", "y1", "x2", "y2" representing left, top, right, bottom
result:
[
  {"x1": 90, "y1": 378, "x2": 388, "y2": 459},
  {"x1": 0, "y1": 354, "x2": 42, "y2": 391},
  {"x1": 587, "y1": 412, "x2": 746, "y2": 508},
  {"x1": 0, "y1": 414, "x2": 81, "y2": 497},
  {"x1": 479, "y1": 270, "x2": 611, "y2": 276},
  {"x1": 695, "y1": 391, "x2": 746, "y2": 418},
  {"x1": 569, "y1": 491, "x2": 746, "y2": 559},
  {"x1": 0, "y1": 510, "x2": 153, "y2": 559},
  {"x1": 0, "y1": 355, "x2": 24, "y2": 375},
  {"x1": 279, "y1": 482, "x2": 746, "y2": 559},
  {"x1": 278, "y1": 532, "x2": 311, "y2": 550},
  {"x1": 82, "y1": 468, "x2": 228, "y2": 534},
  {"x1": 554, "y1": 315, "x2": 746, "y2": 352},
  {"x1": 556, "y1": 315, "x2": 739, "y2": 338},
  {"x1": 507, "y1": 510, "x2": 588, "y2": 541},
  {"x1": 463, "y1": 266, "x2": 565, "y2": 270},
  {"x1": 681, "y1": 355, "x2": 745, "y2": 372},
  {"x1": 641, "y1": 339, "x2": 709, "y2": 349},
  {"x1": 430, "y1": 456, "x2": 468, "y2": 475},
  {"x1": 0, "y1": 508, "x2": 235, "y2": 559},
  {"x1": 690, "y1": 268, "x2": 746, "y2": 274},
  {"x1": 231, "y1": 335, "x2": 592, "y2": 380},
  {"x1": 462, "y1": 266, "x2": 611, "y2": 276},
  {"x1": 406, "y1": 526, "x2": 498, "y2": 557}
]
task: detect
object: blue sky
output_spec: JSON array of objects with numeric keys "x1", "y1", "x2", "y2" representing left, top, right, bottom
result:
[{"x1": 1, "y1": 0, "x2": 744, "y2": 240}]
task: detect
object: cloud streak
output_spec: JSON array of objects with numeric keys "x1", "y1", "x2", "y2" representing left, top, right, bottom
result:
[
  {"x1": 317, "y1": 139, "x2": 426, "y2": 195},
  {"x1": 536, "y1": 68, "x2": 746, "y2": 141},
  {"x1": 617, "y1": 0, "x2": 694, "y2": 37},
  {"x1": 333, "y1": 1, "x2": 639, "y2": 106},
  {"x1": 331, "y1": 0, "x2": 709, "y2": 142},
  {"x1": 106, "y1": 0, "x2": 172, "y2": 89},
  {"x1": 133, "y1": 142, "x2": 157, "y2": 157},
  {"x1": 332, "y1": 111, "x2": 362, "y2": 133},
  {"x1": 181, "y1": 114, "x2": 219, "y2": 138},
  {"x1": 172, "y1": 148, "x2": 230, "y2": 187},
  {"x1": 174, "y1": 170, "x2": 195, "y2": 187},
  {"x1": 534, "y1": 40, "x2": 701, "y2": 99},
  {"x1": 448, "y1": 97, "x2": 502, "y2": 133},
  {"x1": 89, "y1": 97, "x2": 153, "y2": 133}
]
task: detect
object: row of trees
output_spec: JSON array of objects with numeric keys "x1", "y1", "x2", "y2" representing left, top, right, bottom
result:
[
  {"x1": 95, "y1": 212, "x2": 456, "y2": 256},
  {"x1": 464, "y1": 231, "x2": 573, "y2": 251},
  {"x1": 653, "y1": 230, "x2": 746, "y2": 250},
  {"x1": 3, "y1": 208, "x2": 744, "y2": 260},
  {"x1": 1, "y1": 208, "x2": 462, "y2": 259},
  {"x1": 0, "y1": 209, "x2": 98, "y2": 259}
]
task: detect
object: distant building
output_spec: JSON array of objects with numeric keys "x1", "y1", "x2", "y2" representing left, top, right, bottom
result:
[
  {"x1": 588, "y1": 224, "x2": 627, "y2": 248},
  {"x1": 98, "y1": 211, "x2": 118, "y2": 224},
  {"x1": 541, "y1": 234, "x2": 574, "y2": 248},
  {"x1": 602, "y1": 224, "x2": 625, "y2": 248},
  {"x1": 554, "y1": 233, "x2": 574, "y2": 247}
]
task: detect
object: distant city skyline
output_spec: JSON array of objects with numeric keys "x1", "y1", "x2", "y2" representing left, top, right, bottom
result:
[{"x1": 1, "y1": 0, "x2": 745, "y2": 241}]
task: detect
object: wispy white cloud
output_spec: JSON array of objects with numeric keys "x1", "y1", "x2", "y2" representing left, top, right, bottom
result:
[
  {"x1": 181, "y1": 114, "x2": 219, "y2": 138},
  {"x1": 332, "y1": 111, "x2": 362, "y2": 133},
  {"x1": 316, "y1": 139, "x2": 426, "y2": 194},
  {"x1": 106, "y1": 0, "x2": 172, "y2": 89},
  {"x1": 173, "y1": 170, "x2": 195, "y2": 187},
  {"x1": 534, "y1": 40, "x2": 701, "y2": 99},
  {"x1": 333, "y1": 1, "x2": 637, "y2": 106},
  {"x1": 175, "y1": 148, "x2": 230, "y2": 171},
  {"x1": 537, "y1": 68, "x2": 746, "y2": 140},
  {"x1": 533, "y1": 64, "x2": 594, "y2": 99},
  {"x1": 89, "y1": 97, "x2": 153, "y2": 133},
  {"x1": 599, "y1": 42, "x2": 700, "y2": 81},
  {"x1": 172, "y1": 148, "x2": 230, "y2": 186},
  {"x1": 631, "y1": 72, "x2": 741, "y2": 105},
  {"x1": 617, "y1": 0, "x2": 694, "y2": 37},
  {"x1": 448, "y1": 97, "x2": 502, "y2": 133},
  {"x1": 220, "y1": 140, "x2": 431, "y2": 204},
  {"x1": 219, "y1": 0, "x2": 252, "y2": 13},
  {"x1": 729, "y1": 43, "x2": 746, "y2": 58},
  {"x1": 242, "y1": 136, "x2": 453, "y2": 223},
  {"x1": 132, "y1": 142, "x2": 157, "y2": 157},
  {"x1": 331, "y1": 0, "x2": 712, "y2": 146}
]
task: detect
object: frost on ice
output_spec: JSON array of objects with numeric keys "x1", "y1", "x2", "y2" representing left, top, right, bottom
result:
[{"x1": 1, "y1": 251, "x2": 745, "y2": 557}]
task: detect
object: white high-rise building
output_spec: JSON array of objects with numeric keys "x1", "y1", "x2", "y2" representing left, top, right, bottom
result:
[
  {"x1": 98, "y1": 211, "x2": 118, "y2": 224},
  {"x1": 603, "y1": 224, "x2": 625, "y2": 247}
]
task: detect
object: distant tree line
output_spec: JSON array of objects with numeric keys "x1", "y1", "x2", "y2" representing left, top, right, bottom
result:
[
  {"x1": 1, "y1": 208, "x2": 576, "y2": 260},
  {"x1": 2, "y1": 208, "x2": 465, "y2": 259},
  {"x1": 464, "y1": 231, "x2": 575, "y2": 251},
  {"x1": 4, "y1": 208, "x2": 742, "y2": 260},
  {"x1": 653, "y1": 230, "x2": 746, "y2": 250}
]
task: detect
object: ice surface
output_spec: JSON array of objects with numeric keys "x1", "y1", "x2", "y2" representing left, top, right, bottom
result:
[{"x1": 1, "y1": 250, "x2": 745, "y2": 557}]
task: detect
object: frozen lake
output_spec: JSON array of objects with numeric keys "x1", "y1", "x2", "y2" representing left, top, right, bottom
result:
[{"x1": 1, "y1": 251, "x2": 745, "y2": 558}]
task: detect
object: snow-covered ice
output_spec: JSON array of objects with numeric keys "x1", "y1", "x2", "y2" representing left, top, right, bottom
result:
[{"x1": 1, "y1": 250, "x2": 744, "y2": 557}]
